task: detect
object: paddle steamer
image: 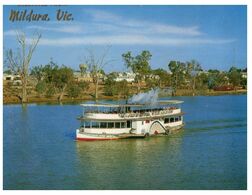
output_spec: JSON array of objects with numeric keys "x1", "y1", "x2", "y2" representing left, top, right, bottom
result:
[{"x1": 76, "y1": 100, "x2": 184, "y2": 141}]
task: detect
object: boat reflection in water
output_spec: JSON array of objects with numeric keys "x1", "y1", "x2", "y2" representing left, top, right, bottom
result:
[{"x1": 75, "y1": 132, "x2": 184, "y2": 190}]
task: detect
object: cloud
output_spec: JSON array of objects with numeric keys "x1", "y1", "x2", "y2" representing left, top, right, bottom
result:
[
  {"x1": 5, "y1": 9, "x2": 235, "y2": 47},
  {"x1": 31, "y1": 35, "x2": 235, "y2": 46},
  {"x1": 26, "y1": 25, "x2": 83, "y2": 33},
  {"x1": 85, "y1": 10, "x2": 121, "y2": 22},
  {"x1": 85, "y1": 9, "x2": 202, "y2": 36},
  {"x1": 4, "y1": 23, "x2": 84, "y2": 38},
  {"x1": 149, "y1": 24, "x2": 201, "y2": 36},
  {"x1": 4, "y1": 30, "x2": 17, "y2": 36}
]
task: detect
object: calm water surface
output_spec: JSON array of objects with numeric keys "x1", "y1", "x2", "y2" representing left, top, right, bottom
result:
[{"x1": 3, "y1": 95, "x2": 247, "y2": 189}]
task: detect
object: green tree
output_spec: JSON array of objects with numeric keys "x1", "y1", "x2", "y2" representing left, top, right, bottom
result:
[
  {"x1": 196, "y1": 72, "x2": 209, "y2": 90},
  {"x1": 115, "y1": 80, "x2": 130, "y2": 99},
  {"x1": 53, "y1": 65, "x2": 74, "y2": 101},
  {"x1": 67, "y1": 83, "x2": 81, "y2": 98},
  {"x1": 240, "y1": 77, "x2": 247, "y2": 89},
  {"x1": 32, "y1": 62, "x2": 55, "y2": 97},
  {"x1": 145, "y1": 77, "x2": 159, "y2": 89},
  {"x1": 31, "y1": 61, "x2": 75, "y2": 101},
  {"x1": 151, "y1": 68, "x2": 170, "y2": 88},
  {"x1": 35, "y1": 80, "x2": 47, "y2": 96},
  {"x1": 45, "y1": 84, "x2": 56, "y2": 98},
  {"x1": 78, "y1": 80, "x2": 90, "y2": 91},
  {"x1": 30, "y1": 65, "x2": 45, "y2": 82},
  {"x1": 207, "y1": 69, "x2": 229, "y2": 89},
  {"x1": 104, "y1": 73, "x2": 117, "y2": 96},
  {"x1": 186, "y1": 60, "x2": 202, "y2": 96},
  {"x1": 168, "y1": 61, "x2": 186, "y2": 96},
  {"x1": 122, "y1": 50, "x2": 152, "y2": 92},
  {"x1": 104, "y1": 73, "x2": 130, "y2": 99},
  {"x1": 228, "y1": 66, "x2": 242, "y2": 90}
]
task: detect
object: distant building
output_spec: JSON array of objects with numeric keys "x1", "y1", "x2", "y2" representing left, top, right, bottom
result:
[
  {"x1": 73, "y1": 71, "x2": 105, "y2": 82},
  {"x1": 198, "y1": 71, "x2": 209, "y2": 75},
  {"x1": 241, "y1": 72, "x2": 247, "y2": 79},
  {"x1": 74, "y1": 72, "x2": 92, "y2": 82},
  {"x1": 149, "y1": 74, "x2": 160, "y2": 80},
  {"x1": 3, "y1": 74, "x2": 22, "y2": 85},
  {"x1": 3, "y1": 73, "x2": 21, "y2": 83},
  {"x1": 114, "y1": 72, "x2": 136, "y2": 82},
  {"x1": 3, "y1": 74, "x2": 15, "y2": 81}
]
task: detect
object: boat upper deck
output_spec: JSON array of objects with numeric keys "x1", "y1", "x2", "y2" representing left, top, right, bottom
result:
[
  {"x1": 78, "y1": 100, "x2": 184, "y2": 121},
  {"x1": 80, "y1": 100, "x2": 183, "y2": 108}
]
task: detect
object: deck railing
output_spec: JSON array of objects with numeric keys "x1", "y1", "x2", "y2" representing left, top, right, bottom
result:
[
  {"x1": 83, "y1": 107, "x2": 180, "y2": 119},
  {"x1": 119, "y1": 108, "x2": 179, "y2": 118}
]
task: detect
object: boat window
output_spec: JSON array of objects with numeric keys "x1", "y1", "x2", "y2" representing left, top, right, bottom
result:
[
  {"x1": 175, "y1": 117, "x2": 179, "y2": 122},
  {"x1": 179, "y1": 116, "x2": 182, "y2": 121},
  {"x1": 121, "y1": 122, "x2": 126, "y2": 128},
  {"x1": 164, "y1": 118, "x2": 169, "y2": 123},
  {"x1": 100, "y1": 122, "x2": 107, "y2": 128},
  {"x1": 85, "y1": 121, "x2": 91, "y2": 128},
  {"x1": 170, "y1": 118, "x2": 174, "y2": 123},
  {"x1": 92, "y1": 121, "x2": 99, "y2": 128},
  {"x1": 115, "y1": 122, "x2": 120, "y2": 128},
  {"x1": 127, "y1": 121, "x2": 131, "y2": 128},
  {"x1": 108, "y1": 122, "x2": 114, "y2": 128}
]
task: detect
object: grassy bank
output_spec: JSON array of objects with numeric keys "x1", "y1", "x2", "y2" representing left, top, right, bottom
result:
[
  {"x1": 3, "y1": 88, "x2": 247, "y2": 104},
  {"x1": 173, "y1": 89, "x2": 247, "y2": 97}
]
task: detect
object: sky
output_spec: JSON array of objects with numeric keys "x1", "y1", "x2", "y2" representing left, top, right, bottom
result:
[{"x1": 3, "y1": 5, "x2": 247, "y2": 73}]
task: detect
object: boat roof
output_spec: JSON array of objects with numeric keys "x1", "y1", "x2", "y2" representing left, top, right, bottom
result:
[
  {"x1": 158, "y1": 100, "x2": 184, "y2": 104},
  {"x1": 80, "y1": 103, "x2": 142, "y2": 108},
  {"x1": 80, "y1": 100, "x2": 183, "y2": 108}
]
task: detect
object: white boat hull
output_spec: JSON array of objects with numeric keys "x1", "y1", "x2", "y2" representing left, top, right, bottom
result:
[
  {"x1": 76, "y1": 129, "x2": 120, "y2": 141},
  {"x1": 76, "y1": 123, "x2": 184, "y2": 141}
]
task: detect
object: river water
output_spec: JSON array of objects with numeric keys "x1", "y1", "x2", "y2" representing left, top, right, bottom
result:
[{"x1": 3, "y1": 95, "x2": 247, "y2": 189}]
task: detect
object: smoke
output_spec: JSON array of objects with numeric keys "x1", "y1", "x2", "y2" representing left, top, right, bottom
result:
[{"x1": 128, "y1": 88, "x2": 159, "y2": 105}]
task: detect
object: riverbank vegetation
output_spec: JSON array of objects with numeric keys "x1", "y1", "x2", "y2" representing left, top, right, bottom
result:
[
  {"x1": 3, "y1": 33, "x2": 247, "y2": 104},
  {"x1": 3, "y1": 54, "x2": 247, "y2": 104}
]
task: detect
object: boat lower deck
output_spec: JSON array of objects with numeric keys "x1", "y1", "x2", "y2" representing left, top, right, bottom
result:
[{"x1": 76, "y1": 124, "x2": 184, "y2": 141}]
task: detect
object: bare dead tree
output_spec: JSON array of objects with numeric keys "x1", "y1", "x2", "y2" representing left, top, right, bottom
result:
[
  {"x1": 5, "y1": 31, "x2": 41, "y2": 103},
  {"x1": 84, "y1": 46, "x2": 112, "y2": 100}
]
